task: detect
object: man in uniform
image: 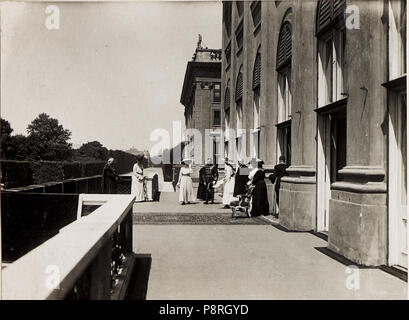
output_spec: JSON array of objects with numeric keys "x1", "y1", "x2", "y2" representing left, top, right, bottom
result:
[{"x1": 203, "y1": 158, "x2": 219, "y2": 204}]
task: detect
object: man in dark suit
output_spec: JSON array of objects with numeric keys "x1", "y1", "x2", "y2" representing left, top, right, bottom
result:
[
  {"x1": 268, "y1": 155, "x2": 288, "y2": 215},
  {"x1": 102, "y1": 158, "x2": 120, "y2": 194}
]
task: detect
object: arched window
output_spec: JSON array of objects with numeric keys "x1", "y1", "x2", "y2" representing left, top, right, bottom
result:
[
  {"x1": 235, "y1": 69, "x2": 243, "y2": 102},
  {"x1": 253, "y1": 51, "x2": 261, "y2": 90},
  {"x1": 316, "y1": 0, "x2": 346, "y2": 107},
  {"x1": 276, "y1": 22, "x2": 292, "y2": 70},
  {"x1": 252, "y1": 50, "x2": 261, "y2": 157},
  {"x1": 276, "y1": 12, "x2": 292, "y2": 165},
  {"x1": 276, "y1": 20, "x2": 292, "y2": 123}
]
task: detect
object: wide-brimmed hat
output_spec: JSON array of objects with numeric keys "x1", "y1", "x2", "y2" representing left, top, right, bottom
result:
[{"x1": 182, "y1": 158, "x2": 192, "y2": 164}]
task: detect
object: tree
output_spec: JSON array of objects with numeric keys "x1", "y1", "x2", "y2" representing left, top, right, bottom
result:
[
  {"x1": 27, "y1": 113, "x2": 72, "y2": 145},
  {"x1": 8, "y1": 135, "x2": 31, "y2": 160},
  {"x1": 27, "y1": 113, "x2": 72, "y2": 160},
  {"x1": 1, "y1": 118, "x2": 13, "y2": 159},
  {"x1": 77, "y1": 141, "x2": 109, "y2": 161}
]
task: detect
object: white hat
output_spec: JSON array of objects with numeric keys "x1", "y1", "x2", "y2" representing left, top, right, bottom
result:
[{"x1": 182, "y1": 158, "x2": 192, "y2": 164}]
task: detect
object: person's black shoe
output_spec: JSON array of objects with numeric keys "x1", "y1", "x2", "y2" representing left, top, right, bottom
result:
[
  {"x1": 223, "y1": 205, "x2": 230, "y2": 209},
  {"x1": 204, "y1": 201, "x2": 208, "y2": 204},
  {"x1": 180, "y1": 202, "x2": 185, "y2": 205}
]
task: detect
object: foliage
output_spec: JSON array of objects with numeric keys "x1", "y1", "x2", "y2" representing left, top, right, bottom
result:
[
  {"x1": 1, "y1": 118, "x2": 14, "y2": 159},
  {"x1": 77, "y1": 141, "x2": 109, "y2": 161},
  {"x1": 1, "y1": 114, "x2": 150, "y2": 187},
  {"x1": 27, "y1": 113, "x2": 71, "y2": 145},
  {"x1": 30, "y1": 161, "x2": 65, "y2": 184},
  {"x1": 26, "y1": 113, "x2": 72, "y2": 161}
]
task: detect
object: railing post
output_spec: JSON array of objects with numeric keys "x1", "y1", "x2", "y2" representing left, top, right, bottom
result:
[
  {"x1": 88, "y1": 239, "x2": 112, "y2": 299},
  {"x1": 124, "y1": 208, "x2": 133, "y2": 254}
]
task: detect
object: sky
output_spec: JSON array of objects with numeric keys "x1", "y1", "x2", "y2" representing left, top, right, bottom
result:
[{"x1": 0, "y1": 1, "x2": 222, "y2": 154}]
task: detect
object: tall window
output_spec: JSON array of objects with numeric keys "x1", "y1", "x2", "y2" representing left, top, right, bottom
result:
[
  {"x1": 316, "y1": 0, "x2": 347, "y2": 183},
  {"x1": 236, "y1": 100, "x2": 243, "y2": 134},
  {"x1": 213, "y1": 83, "x2": 221, "y2": 103},
  {"x1": 213, "y1": 109, "x2": 221, "y2": 127},
  {"x1": 318, "y1": 29, "x2": 346, "y2": 106},
  {"x1": 235, "y1": 69, "x2": 244, "y2": 159},
  {"x1": 235, "y1": 21, "x2": 244, "y2": 54},
  {"x1": 276, "y1": 21, "x2": 292, "y2": 122},
  {"x1": 235, "y1": 69, "x2": 243, "y2": 135},
  {"x1": 277, "y1": 68, "x2": 292, "y2": 123},
  {"x1": 276, "y1": 16, "x2": 292, "y2": 165},
  {"x1": 251, "y1": 1, "x2": 261, "y2": 29},
  {"x1": 223, "y1": 1, "x2": 232, "y2": 38},
  {"x1": 252, "y1": 51, "x2": 261, "y2": 158},
  {"x1": 236, "y1": 1, "x2": 243, "y2": 16},
  {"x1": 225, "y1": 42, "x2": 232, "y2": 69},
  {"x1": 317, "y1": 0, "x2": 347, "y2": 107},
  {"x1": 389, "y1": 0, "x2": 407, "y2": 80},
  {"x1": 224, "y1": 86, "x2": 231, "y2": 131}
]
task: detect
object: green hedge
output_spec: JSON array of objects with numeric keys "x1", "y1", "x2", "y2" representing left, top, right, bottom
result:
[
  {"x1": 1, "y1": 160, "x2": 106, "y2": 188},
  {"x1": 1, "y1": 155, "x2": 150, "y2": 188},
  {"x1": 30, "y1": 161, "x2": 64, "y2": 184},
  {"x1": 0, "y1": 161, "x2": 34, "y2": 188}
]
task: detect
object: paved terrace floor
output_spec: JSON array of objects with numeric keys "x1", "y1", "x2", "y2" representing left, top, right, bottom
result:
[{"x1": 130, "y1": 168, "x2": 407, "y2": 300}]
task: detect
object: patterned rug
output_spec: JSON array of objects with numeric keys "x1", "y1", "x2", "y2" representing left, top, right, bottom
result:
[{"x1": 133, "y1": 212, "x2": 270, "y2": 225}]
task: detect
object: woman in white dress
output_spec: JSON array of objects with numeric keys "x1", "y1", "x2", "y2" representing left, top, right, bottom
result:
[
  {"x1": 177, "y1": 159, "x2": 195, "y2": 205},
  {"x1": 131, "y1": 156, "x2": 145, "y2": 202},
  {"x1": 222, "y1": 157, "x2": 236, "y2": 208}
]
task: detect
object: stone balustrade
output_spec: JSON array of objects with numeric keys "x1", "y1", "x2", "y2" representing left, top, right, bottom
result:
[{"x1": 1, "y1": 194, "x2": 136, "y2": 300}]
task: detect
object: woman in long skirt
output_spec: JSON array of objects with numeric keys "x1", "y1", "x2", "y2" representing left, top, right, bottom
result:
[
  {"x1": 131, "y1": 156, "x2": 145, "y2": 202},
  {"x1": 248, "y1": 159, "x2": 269, "y2": 216},
  {"x1": 177, "y1": 159, "x2": 195, "y2": 205},
  {"x1": 222, "y1": 157, "x2": 236, "y2": 208},
  {"x1": 196, "y1": 166, "x2": 206, "y2": 200}
]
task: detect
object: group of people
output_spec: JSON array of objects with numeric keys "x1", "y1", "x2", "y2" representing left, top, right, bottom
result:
[
  {"x1": 101, "y1": 155, "x2": 147, "y2": 202},
  {"x1": 177, "y1": 155, "x2": 288, "y2": 217},
  {"x1": 102, "y1": 154, "x2": 288, "y2": 215}
]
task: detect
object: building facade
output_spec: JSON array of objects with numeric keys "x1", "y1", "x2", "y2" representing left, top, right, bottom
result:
[
  {"x1": 221, "y1": 0, "x2": 407, "y2": 268},
  {"x1": 180, "y1": 38, "x2": 223, "y2": 165}
]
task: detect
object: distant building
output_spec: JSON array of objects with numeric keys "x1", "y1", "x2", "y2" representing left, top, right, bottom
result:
[
  {"x1": 180, "y1": 35, "x2": 222, "y2": 165},
  {"x1": 221, "y1": 0, "x2": 407, "y2": 268}
]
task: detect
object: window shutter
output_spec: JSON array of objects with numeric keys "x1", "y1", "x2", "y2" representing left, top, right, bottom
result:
[
  {"x1": 318, "y1": 0, "x2": 331, "y2": 31},
  {"x1": 253, "y1": 52, "x2": 261, "y2": 89},
  {"x1": 317, "y1": 0, "x2": 346, "y2": 35},
  {"x1": 276, "y1": 22, "x2": 292, "y2": 70},
  {"x1": 224, "y1": 87, "x2": 231, "y2": 112},
  {"x1": 334, "y1": 0, "x2": 346, "y2": 17},
  {"x1": 235, "y1": 72, "x2": 243, "y2": 101}
]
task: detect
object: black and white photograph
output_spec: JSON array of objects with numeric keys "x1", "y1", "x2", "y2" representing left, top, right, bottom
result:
[{"x1": 0, "y1": 0, "x2": 408, "y2": 305}]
